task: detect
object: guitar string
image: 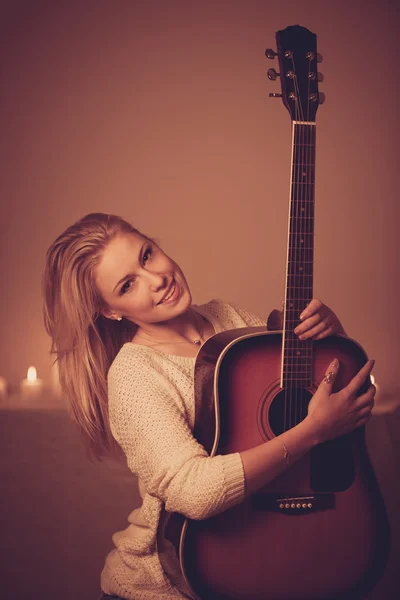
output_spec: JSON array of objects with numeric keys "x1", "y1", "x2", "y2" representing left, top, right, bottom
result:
[
  {"x1": 305, "y1": 55, "x2": 316, "y2": 424},
  {"x1": 308, "y1": 57, "x2": 316, "y2": 423},
  {"x1": 288, "y1": 57, "x2": 298, "y2": 431},
  {"x1": 289, "y1": 56, "x2": 299, "y2": 432},
  {"x1": 294, "y1": 58, "x2": 303, "y2": 431},
  {"x1": 298, "y1": 79, "x2": 305, "y2": 429},
  {"x1": 304, "y1": 63, "x2": 312, "y2": 425},
  {"x1": 294, "y1": 54, "x2": 312, "y2": 428},
  {"x1": 285, "y1": 52, "x2": 316, "y2": 432},
  {"x1": 288, "y1": 55, "x2": 298, "y2": 432},
  {"x1": 305, "y1": 59, "x2": 311, "y2": 425}
]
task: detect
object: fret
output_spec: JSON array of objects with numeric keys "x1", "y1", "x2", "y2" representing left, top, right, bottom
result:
[
  {"x1": 291, "y1": 182, "x2": 315, "y2": 186},
  {"x1": 282, "y1": 379, "x2": 313, "y2": 384},
  {"x1": 283, "y1": 368, "x2": 314, "y2": 377},
  {"x1": 282, "y1": 372, "x2": 313, "y2": 376},
  {"x1": 288, "y1": 255, "x2": 314, "y2": 262},
  {"x1": 283, "y1": 353, "x2": 314, "y2": 357},
  {"x1": 281, "y1": 381, "x2": 313, "y2": 385},
  {"x1": 283, "y1": 360, "x2": 313, "y2": 364},
  {"x1": 285, "y1": 285, "x2": 313, "y2": 289}
]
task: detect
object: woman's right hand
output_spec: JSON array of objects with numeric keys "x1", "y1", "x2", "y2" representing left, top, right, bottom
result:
[{"x1": 307, "y1": 358, "x2": 376, "y2": 443}]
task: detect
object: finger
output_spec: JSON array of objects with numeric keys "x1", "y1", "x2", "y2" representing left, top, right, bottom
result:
[
  {"x1": 300, "y1": 297, "x2": 323, "y2": 320},
  {"x1": 319, "y1": 358, "x2": 340, "y2": 391},
  {"x1": 354, "y1": 385, "x2": 376, "y2": 408},
  {"x1": 356, "y1": 405, "x2": 373, "y2": 420},
  {"x1": 345, "y1": 360, "x2": 375, "y2": 397},
  {"x1": 312, "y1": 325, "x2": 335, "y2": 340},
  {"x1": 296, "y1": 320, "x2": 327, "y2": 340},
  {"x1": 294, "y1": 314, "x2": 320, "y2": 335},
  {"x1": 355, "y1": 413, "x2": 372, "y2": 427}
]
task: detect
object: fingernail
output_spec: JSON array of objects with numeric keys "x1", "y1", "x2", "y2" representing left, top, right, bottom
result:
[
  {"x1": 331, "y1": 358, "x2": 339, "y2": 367},
  {"x1": 370, "y1": 359, "x2": 375, "y2": 367},
  {"x1": 300, "y1": 312, "x2": 305, "y2": 320}
]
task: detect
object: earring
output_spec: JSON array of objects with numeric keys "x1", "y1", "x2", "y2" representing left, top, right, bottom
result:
[{"x1": 116, "y1": 316, "x2": 122, "y2": 321}]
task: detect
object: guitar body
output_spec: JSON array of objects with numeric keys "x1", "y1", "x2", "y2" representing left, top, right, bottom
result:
[
  {"x1": 158, "y1": 329, "x2": 390, "y2": 600},
  {"x1": 157, "y1": 24, "x2": 390, "y2": 600}
]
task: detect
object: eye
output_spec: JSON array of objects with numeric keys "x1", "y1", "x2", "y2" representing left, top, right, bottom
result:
[
  {"x1": 120, "y1": 279, "x2": 134, "y2": 295},
  {"x1": 143, "y1": 246, "x2": 153, "y2": 263}
]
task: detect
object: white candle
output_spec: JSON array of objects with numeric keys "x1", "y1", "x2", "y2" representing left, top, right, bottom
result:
[
  {"x1": 20, "y1": 366, "x2": 44, "y2": 399},
  {"x1": 370, "y1": 374, "x2": 379, "y2": 398},
  {"x1": 0, "y1": 375, "x2": 8, "y2": 399}
]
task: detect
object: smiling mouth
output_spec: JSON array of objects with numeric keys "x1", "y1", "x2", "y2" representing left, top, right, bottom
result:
[{"x1": 158, "y1": 280, "x2": 177, "y2": 304}]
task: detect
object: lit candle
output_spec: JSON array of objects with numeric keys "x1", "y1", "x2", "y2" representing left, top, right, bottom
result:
[
  {"x1": 370, "y1": 374, "x2": 379, "y2": 397},
  {"x1": 0, "y1": 375, "x2": 8, "y2": 399},
  {"x1": 20, "y1": 366, "x2": 44, "y2": 399}
]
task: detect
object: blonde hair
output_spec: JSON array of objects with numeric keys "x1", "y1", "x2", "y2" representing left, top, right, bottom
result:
[{"x1": 43, "y1": 213, "x2": 148, "y2": 460}]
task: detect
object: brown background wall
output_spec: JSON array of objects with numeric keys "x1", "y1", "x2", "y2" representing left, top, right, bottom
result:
[{"x1": 0, "y1": 1, "x2": 398, "y2": 599}]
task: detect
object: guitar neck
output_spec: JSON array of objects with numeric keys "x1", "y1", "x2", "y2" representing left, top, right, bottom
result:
[{"x1": 282, "y1": 121, "x2": 316, "y2": 387}]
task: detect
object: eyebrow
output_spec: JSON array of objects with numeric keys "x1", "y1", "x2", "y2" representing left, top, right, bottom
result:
[{"x1": 112, "y1": 241, "x2": 147, "y2": 293}]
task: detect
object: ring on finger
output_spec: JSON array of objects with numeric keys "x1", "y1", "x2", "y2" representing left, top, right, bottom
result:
[{"x1": 323, "y1": 371, "x2": 336, "y2": 384}]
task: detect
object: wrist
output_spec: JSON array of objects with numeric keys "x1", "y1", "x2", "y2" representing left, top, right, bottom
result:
[{"x1": 299, "y1": 414, "x2": 324, "y2": 447}]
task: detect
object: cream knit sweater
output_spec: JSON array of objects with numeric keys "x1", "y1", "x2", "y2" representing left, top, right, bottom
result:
[{"x1": 100, "y1": 299, "x2": 266, "y2": 600}]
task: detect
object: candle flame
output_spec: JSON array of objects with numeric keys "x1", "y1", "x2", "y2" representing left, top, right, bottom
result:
[{"x1": 27, "y1": 366, "x2": 37, "y2": 382}]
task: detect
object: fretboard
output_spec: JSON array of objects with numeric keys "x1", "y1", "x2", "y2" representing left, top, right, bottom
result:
[{"x1": 282, "y1": 122, "x2": 316, "y2": 388}]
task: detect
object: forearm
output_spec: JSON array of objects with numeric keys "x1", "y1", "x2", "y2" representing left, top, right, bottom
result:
[{"x1": 240, "y1": 416, "x2": 319, "y2": 497}]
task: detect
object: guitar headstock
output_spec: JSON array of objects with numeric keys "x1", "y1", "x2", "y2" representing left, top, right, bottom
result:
[{"x1": 266, "y1": 25, "x2": 323, "y2": 123}]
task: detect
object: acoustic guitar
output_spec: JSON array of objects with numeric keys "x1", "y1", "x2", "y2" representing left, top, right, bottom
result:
[{"x1": 157, "y1": 25, "x2": 390, "y2": 600}]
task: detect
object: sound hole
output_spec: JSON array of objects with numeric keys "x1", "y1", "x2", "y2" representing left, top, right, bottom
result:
[{"x1": 269, "y1": 388, "x2": 313, "y2": 436}]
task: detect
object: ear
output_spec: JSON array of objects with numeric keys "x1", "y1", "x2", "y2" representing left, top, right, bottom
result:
[{"x1": 100, "y1": 306, "x2": 119, "y2": 321}]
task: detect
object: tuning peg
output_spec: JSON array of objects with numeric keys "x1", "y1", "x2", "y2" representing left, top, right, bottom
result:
[
  {"x1": 317, "y1": 53, "x2": 323, "y2": 63},
  {"x1": 267, "y1": 68, "x2": 279, "y2": 81},
  {"x1": 317, "y1": 72, "x2": 324, "y2": 82},
  {"x1": 318, "y1": 92, "x2": 326, "y2": 104},
  {"x1": 269, "y1": 93, "x2": 283, "y2": 98},
  {"x1": 265, "y1": 48, "x2": 277, "y2": 59}
]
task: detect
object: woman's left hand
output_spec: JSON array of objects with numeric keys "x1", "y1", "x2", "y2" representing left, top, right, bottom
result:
[
  {"x1": 267, "y1": 297, "x2": 346, "y2": 339},
  {"x1": 294, "y1": 298, "x2": 346, "y2": 340}
]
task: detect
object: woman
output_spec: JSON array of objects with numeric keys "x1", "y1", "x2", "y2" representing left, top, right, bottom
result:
[{"x1": 43, "y1": 213, "x2": 376, "y2": 600}]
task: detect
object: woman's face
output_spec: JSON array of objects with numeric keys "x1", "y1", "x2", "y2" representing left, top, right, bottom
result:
[{"x1": 95, "y1": 232, "x2": 192, "y2": 327}]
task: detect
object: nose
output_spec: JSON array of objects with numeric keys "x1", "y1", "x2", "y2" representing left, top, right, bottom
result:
[{"x1": 144, "y1": 269, "x2": 167, "y2": 291}]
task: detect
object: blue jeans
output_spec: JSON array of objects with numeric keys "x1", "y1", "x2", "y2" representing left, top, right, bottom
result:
[{"x1": 98, "y1": 595, "x2": 126, "y2": 600}]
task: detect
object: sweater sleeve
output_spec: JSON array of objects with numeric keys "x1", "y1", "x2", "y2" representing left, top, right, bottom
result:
[
  {"x1": 216, "y1": 299, "x2": 267, "y2": 328},
  {"x1": 108, "y1": 359, "x2": 245, "y2": 521}
]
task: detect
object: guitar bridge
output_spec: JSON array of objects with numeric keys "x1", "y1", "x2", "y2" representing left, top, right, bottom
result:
[{"x1": 252, "y1": 493, "x2": 336, "y2": 513}]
